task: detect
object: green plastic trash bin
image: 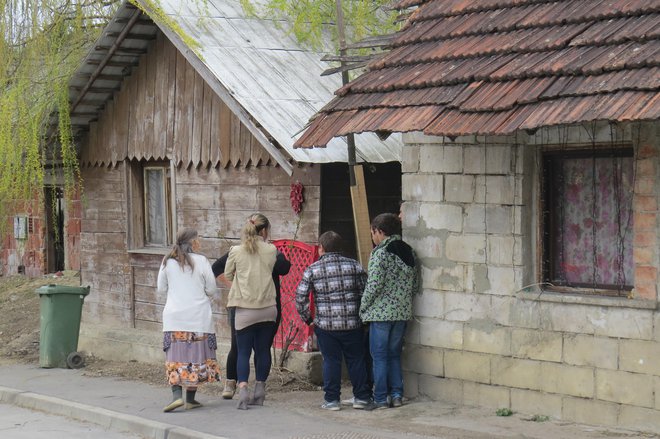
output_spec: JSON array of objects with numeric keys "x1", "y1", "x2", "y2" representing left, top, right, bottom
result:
[{"x1": 36, "y1": 284, "x2": 90, "y2": 369}]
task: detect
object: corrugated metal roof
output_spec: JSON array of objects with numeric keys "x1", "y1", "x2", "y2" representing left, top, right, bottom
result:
[
  {"x1": 295, "y1": 0, "x2": 660, "y2": 147},
  {"x1": 68, "y1": 0, "x2": 401, "y2": 167}
]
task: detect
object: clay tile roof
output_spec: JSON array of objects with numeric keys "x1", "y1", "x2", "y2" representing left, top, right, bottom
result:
[{"x1": 295, "y1": 0, "x2": 660, "y2": 148}]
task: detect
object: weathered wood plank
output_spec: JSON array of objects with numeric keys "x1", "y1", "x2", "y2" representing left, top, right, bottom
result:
[
  {"x1": 230, "y1": 113, "x2": 242, "y2": 167},
  {"x1": 134, "y1": 284, "x2": 166, "y2": 305},
  {"x1": 126, "y1": 67, "x2": 139, "y2": 160},
  {"x1": 80, "y1": 251, "x2": 131, "y2": 275},
  {"x1": 201, "y1": 82, "x2": 213, "y2": 166},
  {"x1": 134, "y1": 53, "x2": 148, "y2": 160},
  {"x1": 165, "y1": 35, "x2": 177, "y2": 159},
  {"x1": 143, "y1": 40, "x2": 157, "y2": 159},
  {"x1": 191, "y1": 72, "x2": 204, "y2": 167},
  {"x1": 134, "y1": 301, "x2": 163, "y2": 322},
  {"x1": 182, "y1": 57, "x2": 196, "y2": 167},
  {"x1": 81, "y1": 272, "x2": 130, "y2": 295},
  {"x1": 240, "y1": 118, "x2": 252, "y2": 166},
  {"x1": 219, "y1": 100, "x2": 231, "y2": 168},
  {"x1": 257, "y1": 185, "x2": 321, "y2": 212},
  {"x1": 210, "y1": 94, "x2": 221, "y2": 167},
  {"x1": 81, "y1": 219, "x2": 126, "y2": 233},
  {"x1": 154, "y1": 31, "x2": 168, "y2": 161},
  {"x1": 173, "y1": 50, "x2": 188, "y2": 164},
  {"x1": 133, "y1": 266, "x2": 159, "y2": 287},
  {"x1": 80, "y1": 232, "x2": 127, "y2": 253},
  {"x1": 177, "y1": 184, "x2": 258, "y2": 210},
  {"x1": 114, "y1": 82, "x2": 130, "y2": 161}
]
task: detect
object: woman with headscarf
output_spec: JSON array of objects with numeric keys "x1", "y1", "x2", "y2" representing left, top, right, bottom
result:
[{"x1": 158, "y1": 228, "x2": 220, "y2": 412}]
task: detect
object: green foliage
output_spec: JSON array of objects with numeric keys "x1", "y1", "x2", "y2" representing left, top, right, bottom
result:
[
  {"x1": 529, "y1": 414, "x2": 549, "y2": 422},
  {"x1": 496, "y1": 408, "x2": 514, "y2": 417},
  {"x1": 242, "y1": 0, "x2": 399, "y2": 50}
]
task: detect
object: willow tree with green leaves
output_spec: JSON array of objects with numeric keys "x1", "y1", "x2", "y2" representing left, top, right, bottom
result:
[
  {"x1": 241, "y1": 0, "x2": 398, "y2": 50},
  {"x1": 0, "y1": 0, "x2": 121, "y2": 237}
]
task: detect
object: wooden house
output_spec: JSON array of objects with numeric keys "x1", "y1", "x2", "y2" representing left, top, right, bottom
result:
[
  {"x1": 60, "y1": 0, "x2": 402, "y2": 360},
  {"x1": 296, "y1": 0, "x2": 660, "y2": 432}
]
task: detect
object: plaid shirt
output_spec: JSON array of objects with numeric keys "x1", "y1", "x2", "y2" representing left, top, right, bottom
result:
[{"x1": 296, "y1": 252, "x2": 367, "y2": 331}]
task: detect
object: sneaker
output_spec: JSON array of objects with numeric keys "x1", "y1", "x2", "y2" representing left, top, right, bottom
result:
[
  {"x1": 374, "y1": 401, "x2": 390, "y2": 410},
  {"x1": 352, "y1": 398, "x2": 373, "y2": 409},
  {"x1": 341, "y1": 397, "x2": 355, "y2": 406},
  {"x1": 391, "y1": 397, "x2": 403, "y2": 408},
  {"x1": 321, "y1": 400, "x2": 341, "y2": 411},
  {"x1": 185, "y1": 400, "x2": 203, "y2": 410}
]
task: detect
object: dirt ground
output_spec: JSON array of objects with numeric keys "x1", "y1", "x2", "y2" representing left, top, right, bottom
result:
[{"x1": 0, "y1": 271, "x2": 318, "y2": 397}]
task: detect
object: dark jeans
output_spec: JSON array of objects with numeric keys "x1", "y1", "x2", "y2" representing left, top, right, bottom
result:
[
  {"x1": 369, "y1": 321, "x2": 406, "y2": 404},
  {"x1": 236, "y1": 321, "x2": 276, "y2": 382},
  {"x1": 315, "y1": 326, "x2": 372, "y2": 403},
  {"x1": 226, "y1": 307, "x2": 281, "y2": 381}
]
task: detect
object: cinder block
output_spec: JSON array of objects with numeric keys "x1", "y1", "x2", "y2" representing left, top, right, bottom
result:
[
  {"x1": 420, "y1": 145, "x2": 463, "y2": 173},
  {"x1": 418, "y1": 375, "x2": 464, "y2": 404},
  {"x1": 463, "y1": 381, "x2": 510, "y2": 409},
  {"x1": 563, "y1": 334, "x2": 618, "y2": 369},
  {"x1": 413, "y1": 289, "x2": 445, "y2": 319},
  {"x1": 401, "y1": 145, "x2": 420, "y2": 173},
  {"x1": 619, "y1": 339, "x2": 660, "y2": 375},
  {"x1": 511, "y1": 389, "x2": 562, "y2": 419},
  {"x1": 597, "y1": 308, "x2": 653, "y2": 340},
  {"x1": 403, "y1": 371, "x2": 419, "y2": 399},
  {"x1": 596, "y1": 369, "x2": 654, "y2": 408},
  {"x1": 618, "y1": 406, "x2": 660, "y2": 435},
  {"x1": 402, "y1": 174, "x2": 444, "y2": 202},
  {"x1": 464, "y1": 324, "x2": 511, "y2": 356},
  {"x1": 464, "y1": 147, "x2": 486, "y2": 174},
  {"x1": 406, "y1": 319, "x2": 421, "y2": 345},
  {"x1": 464, "y1": 205, "x2": 486, "y2": 233},
  {"x1": 445, "y1": 175, "x2": 475, "y2": 203},
  {"x1": 491, "y1": 357, "x2": 542, "y2": 390},
  {"x1": 511, "y1": 329, "x2": 562, "y2": 362},
  {"x1": 420, "y1": 203, "x2": 463, "y2": 232},
  {"x1": 464, "y1": 146, "x2": 511, "y2": 175},
  {"x1": 540, "y1": 362, "x2": 594, "y2": 398},
  {"x1": 446, "y1": 234, "x2": 486, "y2": 263},
  {"x1": 403, "y1": 345, "x2": 444, "y2": 377},
  {"x1": 422, "y1": 264, "x2": 466, "y2": 292},
  {"x1": 406, "y1": 235, "x2": 444, "y2": 259},
  {"x1": 487, "y1": 236, "x2": 515, "y2": 265},
  {"x1": 418, "y1": 317, "x2": 464, "y2": 349},
  {"x1": 442, "y1": 291, "x2": 491, "y2": 322},
  {"x1": 485, "y1": 205, "x2": 514, "y2": 234},
  {"x1": 486, "y1": 266, "x2": 521, "y2": 295},
  {"x1": 475, "y1": 176, "x2": 515, "y2": 204},
  {"x1": 444, "y1": 350, "x2": 491, "y2": 383},
  {"x1": 562, "y1": 396, "x2": 619, "y2": 427}
]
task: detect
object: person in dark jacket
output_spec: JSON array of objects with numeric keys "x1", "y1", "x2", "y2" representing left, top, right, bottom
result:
[
  {"x1": 360, "y1": 213, "x2": 419, "y2": 409},
  {"x1": 212, "y1": 243, "x2": 291, "y2": 401}
]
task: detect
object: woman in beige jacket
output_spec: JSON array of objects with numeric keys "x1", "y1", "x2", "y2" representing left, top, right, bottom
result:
[{"x1": 224, "y1": 213, "x2": 277, "y2": 409}]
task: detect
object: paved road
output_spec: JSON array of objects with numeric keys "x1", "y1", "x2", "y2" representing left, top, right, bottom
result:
[{"x1": 0, "y1": 403, "x2": 144, "y2": 439}]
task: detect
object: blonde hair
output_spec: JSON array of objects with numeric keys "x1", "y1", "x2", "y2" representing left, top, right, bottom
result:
[
  {"x1": 162, "y1": 228, "x2": 197, "y2": 269},
  {"x1": 241, "y1": 213, "x2": 270, "y2": 254}
]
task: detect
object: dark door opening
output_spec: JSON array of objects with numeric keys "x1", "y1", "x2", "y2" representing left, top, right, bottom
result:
[
  {"x1": 320, "y1": 162, "x2": 401, "y2": 259},
  {"x1": 45, "y1": 187, "x2": 65, "y2": 273}
]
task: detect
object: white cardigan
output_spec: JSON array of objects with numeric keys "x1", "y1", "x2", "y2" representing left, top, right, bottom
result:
[{"x1": 157, "y1": 253, "x2": 218, "y2": 333}]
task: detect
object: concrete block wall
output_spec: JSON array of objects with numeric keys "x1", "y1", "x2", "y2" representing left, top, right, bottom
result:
[{"x1": 400, "y1": 122, "x2": 660, "y2": 433}]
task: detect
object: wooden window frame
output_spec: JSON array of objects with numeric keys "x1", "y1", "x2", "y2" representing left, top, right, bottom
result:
[{"x1": 539, "y1": 146, "x2": 634, "y2": 297}]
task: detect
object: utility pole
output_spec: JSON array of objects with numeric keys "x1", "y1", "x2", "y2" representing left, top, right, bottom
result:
[{"x1": 335, "y1": 0, "x2": 372, "y2": 268}]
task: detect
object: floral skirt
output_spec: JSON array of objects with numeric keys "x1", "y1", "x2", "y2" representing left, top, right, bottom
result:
[{"x1": 164, "y1": 331, "x2": 221, "y2": 387}]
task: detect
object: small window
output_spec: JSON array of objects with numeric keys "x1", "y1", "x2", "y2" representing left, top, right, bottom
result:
[
  {"x1": 128, "y1": 160, "x2": 172, "y2": 249},
  {"x1": 541, "y1": 148, "x2": 634, "y2": 295},
  {"x1": 143, "y1": 166, "x2": 172, "y2": 246}
]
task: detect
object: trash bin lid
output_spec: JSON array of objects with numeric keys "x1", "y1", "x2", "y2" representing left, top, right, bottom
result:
[{"x1": 36, "y1": 285, "x2": 91, "y2": 296}]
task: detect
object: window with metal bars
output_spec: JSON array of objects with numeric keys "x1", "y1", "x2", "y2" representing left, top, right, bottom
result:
[{"x1": 541, "y1": 148, "x2": 634, "y2": 295}]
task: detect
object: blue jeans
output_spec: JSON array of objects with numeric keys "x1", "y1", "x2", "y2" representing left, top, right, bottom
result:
[
  {"x1": 236, "y1": 322, "x2": 275, "y2": 382},
  {"x1": 369, "y1": 321, "x2": 407, "y2": 404},
  {"x1": 315, "y1": 326, "x2": 372, "y2": 403}
]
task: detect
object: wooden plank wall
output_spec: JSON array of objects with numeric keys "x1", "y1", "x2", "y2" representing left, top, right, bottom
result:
[
  {"x1": 80, "y1": 30, "x2": 273, "y2": 169},
  {"x1": 79, "y1": 163, "x2": 133, "y2": 327},
  {"x1": 130, "y1": 164, "x2": 321, "y2": 336}
]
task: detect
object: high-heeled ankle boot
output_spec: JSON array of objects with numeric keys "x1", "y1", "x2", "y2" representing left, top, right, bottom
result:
[
  {"x1": 236, "y1": 385, "x2": 249, "y2": 410},
  {"x1": 222, "y1": 379, "x2": 236, "y2": 399},
  {"x1": 249, "y1": 381, "x2": 266, "y2": 406}
]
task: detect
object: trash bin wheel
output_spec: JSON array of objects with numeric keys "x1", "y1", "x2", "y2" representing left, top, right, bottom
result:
[{"x1": 66, "y1": 352, "x2": 84, "y2": 369}]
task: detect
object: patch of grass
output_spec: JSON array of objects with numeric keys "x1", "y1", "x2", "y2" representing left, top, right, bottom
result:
[
  {"x1": 496, "y1": 408, "x2": 514, "y2": 417},
  {"x1": 530, "y1": 414, "x2": 550, "y2": 422}
]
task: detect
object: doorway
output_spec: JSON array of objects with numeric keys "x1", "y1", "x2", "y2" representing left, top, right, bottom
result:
[
  {"x1": 44, "y1": 187, "x2": 65, "y2": 273},
  {"x1": 320, "y1": 162, "x2": 401, "y2": 259}
]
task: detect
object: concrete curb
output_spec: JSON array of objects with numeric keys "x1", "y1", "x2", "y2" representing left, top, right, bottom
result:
[{"x1": 0, "y1": 385, "x2": 227, "y2": 439}]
